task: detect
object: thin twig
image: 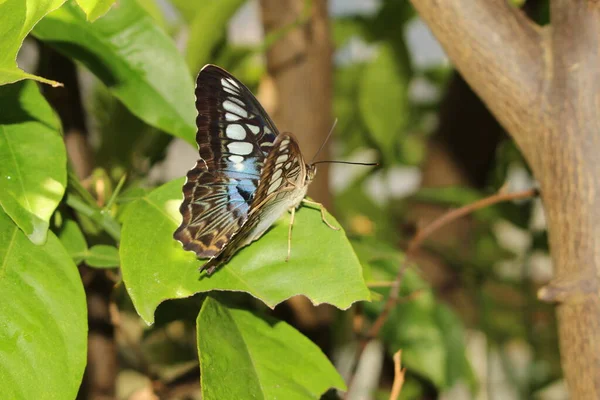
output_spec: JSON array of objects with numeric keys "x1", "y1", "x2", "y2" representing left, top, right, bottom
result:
[
  {"x1": 346, "y1": 187, "x2": 538, "y2": 397},
  {"x1": 369, "y1": 187, "x2": 538, "y2": 341},
  {"x1": 406, "y1": 187, "x2": 539, "y2": 255},
  {"x1": 389, "y1": 350, "x2": 406, "y2": 400}
]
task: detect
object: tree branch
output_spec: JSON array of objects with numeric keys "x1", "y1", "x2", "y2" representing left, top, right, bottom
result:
[
  {"x1": 259, "y1": 0, "x2": 334, "y2": 208},
  {"x1": 346, "y1": 188, "x2": 538, "y2": 396},
  {"x1": 409, "y1": 0, "x2": 546, "y2": 153}
]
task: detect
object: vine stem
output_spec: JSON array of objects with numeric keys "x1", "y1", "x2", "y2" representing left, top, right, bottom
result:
[{"x1": 345, "y1": 187, "x2": 539, "y2": 397}]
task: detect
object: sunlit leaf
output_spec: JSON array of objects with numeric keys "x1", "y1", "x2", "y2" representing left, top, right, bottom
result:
[
  {"x1": 120, "y1": 179, "x2": 370, "y2": 324},
  {"x1": 0, "y1": 0, "x2": 65, "y2": 86},
  {"x1": 75, "y1": 0, "x2": 116, "y2": 21},
  {"x1": 197, "y1": 297, "x2": 346, "y2": 399},
  {"x1": 33, "y1": 0, "x2": 197, "y2": 144},
  {"x1": 0, "y1": 210, "x2": 87, "y2": 399},
  {"x1": 0, "y1": 80, "x2": 67, "y2": 244}
]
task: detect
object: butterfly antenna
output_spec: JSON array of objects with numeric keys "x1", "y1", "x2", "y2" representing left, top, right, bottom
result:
[
  {"x1": 310, "y1": 118, "x2": 338, "y2": 164},
  {"x1": 311, "y1": 160, "x2": 378, "y2": 167}
]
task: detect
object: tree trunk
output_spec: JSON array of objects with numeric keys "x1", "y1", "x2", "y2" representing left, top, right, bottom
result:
[
  {"x1": 410, "y1": 0, "x2": 600, "y2": 397},
  {"x1": 259, "y1": 0, "x2": 333, "y2": 208}
]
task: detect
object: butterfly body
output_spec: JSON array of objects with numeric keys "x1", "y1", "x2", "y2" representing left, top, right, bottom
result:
[{"x1": 174, "y1": 64, "x2": 319, "y2": 274}]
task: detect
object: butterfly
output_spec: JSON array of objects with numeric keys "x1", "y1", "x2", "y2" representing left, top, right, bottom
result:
[{"x1": 174, "y1": 64, "x2": 338, "y2": 275}]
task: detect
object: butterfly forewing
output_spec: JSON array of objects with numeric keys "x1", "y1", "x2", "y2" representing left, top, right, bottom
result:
[
  {"x1": 201, "y1": 133, "x2": 309, "y2": 273},
  {"x1": 174, "y1": 65, "x2": 281, "y2": 257}
]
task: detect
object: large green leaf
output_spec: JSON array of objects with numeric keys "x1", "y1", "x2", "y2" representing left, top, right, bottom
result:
[
  {"x1": 32, "y1": 0, "x2": 197, "y2": 144},
  {"x1": 359, "y1": 43, "x2": 410, "y2": 163},
  {"x1": 0, "y1": 210, "x2": 87, "y2": 399},
  {"x1": 0, "y1": 0, "x2": 65, "y2": 86},
  {"x1": 197, "y1": 297, "x2": 346, "y2": 399},
  {"x1": 120, "y1": 178, "x2": 370, "y2": 324},
  {"x1": 0, "y1": 80, "x2": 66, "y2": 244}
]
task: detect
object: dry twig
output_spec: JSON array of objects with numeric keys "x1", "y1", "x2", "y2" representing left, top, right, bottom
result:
[{"x1": 389, "y1": 350, "x2": 406, "y2": 400}]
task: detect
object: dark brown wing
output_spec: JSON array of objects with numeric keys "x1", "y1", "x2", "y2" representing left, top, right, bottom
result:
[{"x1": 174, "y1": 65, "x2": 280, "y2": 258}]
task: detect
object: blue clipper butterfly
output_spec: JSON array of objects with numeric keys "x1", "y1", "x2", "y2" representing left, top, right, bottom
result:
[{"x1": 174, "y1": 64, "x2": 337, "y2": 275}]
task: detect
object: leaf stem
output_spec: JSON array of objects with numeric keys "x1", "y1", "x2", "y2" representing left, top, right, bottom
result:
[{"x1": 66, "y1": 194, "x2": 121, "y2": 241}]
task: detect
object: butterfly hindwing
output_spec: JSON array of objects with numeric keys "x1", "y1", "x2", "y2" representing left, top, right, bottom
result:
[
  {"x1": 174, "y1": 163, "x2": 250, "y2": 257},
  {"x1": 201, "y1": 133, "x2": 308, "y2": 273},
  {"x1": 174, "y1": 65, "x2": 280, "y2": 258}
]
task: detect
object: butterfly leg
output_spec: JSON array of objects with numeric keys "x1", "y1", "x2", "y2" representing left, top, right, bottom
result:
[
  {"x1": 286, "y1": 207, "x2": 295, "y2": 262},
  {"x1": 301, "y1": 199, "x2": 340, "y2": 231}
]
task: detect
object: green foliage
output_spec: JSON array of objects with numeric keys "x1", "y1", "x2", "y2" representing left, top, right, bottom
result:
[
  {"x1": 76, "y1": 0, "x2": 116, "y2": 21},
  {"x1": 120, "y1": 179, "x2": 370, "y2": 324},
  {"x1": 0, "y1": 211, "x2": 87, "y2": 400},
  {"x1": 359, "y1": 43, "x2": 410, "y2": 163},
  {"x1": 0, "y1": 0, "x2": 558, "y2": 397},
  {"x1": 32, "y1": 0, "x2": 197, "y2": 144},
  {"x1": 354, "y1": 238, "x2": 476, "y2": 391},
  {"x1": 0, "y1": 80, "x2": 66, "y2": 244},
  {"x1": 0, "y1": 0, "x2": 65, "y2": 85},
  {"x1": 171, "y1": 0, "x2": 247, "y2": 73},
  {"x1": 0, "y1": 0, "x2": 120, "y2": 85},
  {"x1": 198, "y1": 298, "x2": 346, "y2": 399}
]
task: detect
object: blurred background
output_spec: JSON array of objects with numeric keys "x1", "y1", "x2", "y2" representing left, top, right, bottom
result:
[{"x1": 24, "y1": 0, "x2": 563, "y2": 398}]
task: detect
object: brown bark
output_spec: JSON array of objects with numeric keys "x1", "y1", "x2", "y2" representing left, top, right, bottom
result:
[
  {"x1": 410, "y1": 0, "x2": 600, "y2": 397},
  {"x1": 259, "y1": 0, "x2": 333, "y2": 208}
]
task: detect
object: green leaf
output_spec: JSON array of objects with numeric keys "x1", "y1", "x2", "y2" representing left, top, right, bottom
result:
[
  {"x1": 32, "y1": 0, "x2": 197, "y2": 144},
  {"x1": 0, "y1": 0, "x2": 65, "y2": 86},
  {"x1": 0, "y1": 80, "x2": 67, "y2": 244},
  {"x1": 57, "y1": 218, "x2": 88, "y2": 263},
  {"x1": 435, "y1": 305, "x2": 477, "y2": 391},
  {"x1": 354, "y1": 238, "x2": 474, "y2": 390},
  {"x1": 197, "y1": 297, "x2": 346, "y2": 399},
  {"x1": 121, "y1": 179, "x2": 370, "y2": 324},
  {"x1": 75, "y1": 0, "x2": 116, "y2": 21},
  {"x1": 0, "y1": 210, "x2": 87, "y2": 399},
  {"x1": 359, "y1": 43, "x2": 410, "y2": 163},
  {"x1": 177, "y1": 0, "x2": 247, "y2": 73},
  {"x1": 85, "y1": 244, "x2": 119, "y2": 268}
]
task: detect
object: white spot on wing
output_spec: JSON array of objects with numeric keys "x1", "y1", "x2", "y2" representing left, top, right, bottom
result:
[
  {"x1": 223, "y1": 86, "x2": 237, "y2": 95},
  {"x1": 230, "y1": 96, "x2": 245, "y2": 107},
  {"x1": 228, "y1": 141, "x2": 253, "y2": 155},
  {"x1": 268, "y1": 177, "x2": 283, "y2": 194},
  {"x1": 226, "y1": 78, "x2": 240, "y2": 88},
  {"x1": 229, "y1": 155, "x2": 244, "y2": 164},
  {"x1": 221, "y1": 78, "x2": 238, "y2": 91},
  {"x1": 276, "y1": 154, "x2": 288, "y2": 164},
  {"x1": 223, "y1": 100, "x2": 248, "y2": 118},
  {"x1": 225, "y1": 112, "x2": 240, "y2": 121},
  {"x1": 226, "y1": 124, "x2": 246, "y2": 140},
  {"x1": 271, "y1": 169, "x2": 283, "y2": 180},
  {"x1": 248, "y1": 124, "x2": 260, "y2": 135}
]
